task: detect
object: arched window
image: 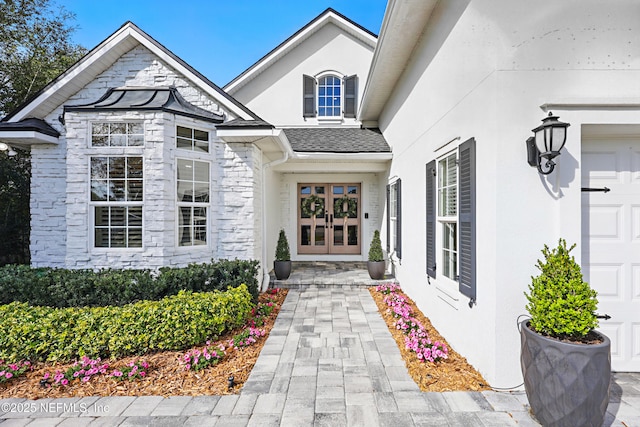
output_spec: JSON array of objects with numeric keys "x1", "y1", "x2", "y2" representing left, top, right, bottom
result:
[{"x1": 318, "y1": 75, "x2": 341, "y2": 117}]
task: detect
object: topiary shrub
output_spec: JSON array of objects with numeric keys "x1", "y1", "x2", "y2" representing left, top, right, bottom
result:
[
  {"x1": 368, "y1": 230, "x2": 384, "y2": 262},
  {"x1": 275, "y1": 229, "x2": 290, "y2": 261},
  {"x1": 525, "y1": 239, "x2": 598, "y2": 339}
]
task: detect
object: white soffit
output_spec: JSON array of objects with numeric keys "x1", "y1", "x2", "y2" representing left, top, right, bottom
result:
[{"x1": 359, "y1": 0, "x2": 439, "y2": 122}]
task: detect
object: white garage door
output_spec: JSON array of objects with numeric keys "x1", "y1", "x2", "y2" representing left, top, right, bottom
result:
[{"x1": 582, "y1": 136, "x2": 640, "y2": 372}]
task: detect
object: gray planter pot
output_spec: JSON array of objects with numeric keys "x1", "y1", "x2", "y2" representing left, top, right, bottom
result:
[
  {"x1": 273, "y1": 260, "x2": 291, "y2": 280},
  {"x1": 520, "y1": 320, "x2": 610, "y2": 427},
  {"x1": 367, "y1": 260, "x2": 385, "y2": 280}
]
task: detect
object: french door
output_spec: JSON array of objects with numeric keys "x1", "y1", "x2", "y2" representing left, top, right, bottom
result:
[{"x1": 298, "y1": 183, "x2": 361, "y2": 254}]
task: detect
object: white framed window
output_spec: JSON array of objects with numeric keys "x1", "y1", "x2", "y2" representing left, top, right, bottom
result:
[
  {"x1": 177, "y1": 157, "x2": 210, "y2": 247},
  {"x1": 318, "y1": 75, "x2": 341, "y2": 117},
  {"x1": 91, "y1": 122, "x2": 144, "y2": 147},
  {"x1": 90, "y1": 156, "x2": 143, "y2": 248},
  {"x1": 387, "y1": 179, "x2": 402, "y2": 259},
  {"x1": 437, "y1": 152, "x2": 458, "y2": 281},
  {"x1": 177, "y1": 125, "x2": 209, "y2": 153}
]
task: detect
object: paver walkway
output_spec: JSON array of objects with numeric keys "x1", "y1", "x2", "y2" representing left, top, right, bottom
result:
[{"x1": 1, "y1": 286, "x2": 639, "y2": 426}]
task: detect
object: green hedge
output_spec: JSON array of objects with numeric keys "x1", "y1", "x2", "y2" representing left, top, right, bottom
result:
[
  {"x1": 0, "y1": 285, "x2": 253, "y2": 362},
  {"x1": 0, "y1": 259, "x2": 259, "y2": 307}
]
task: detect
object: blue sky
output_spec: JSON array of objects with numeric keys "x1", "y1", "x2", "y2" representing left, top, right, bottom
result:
[{"x1": 60, "y1": 0, "x2": 387, "y2": 87}]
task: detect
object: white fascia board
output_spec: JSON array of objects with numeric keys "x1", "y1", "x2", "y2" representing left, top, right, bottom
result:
[
  {"x1": 224, "y1": 12, "x2": 377, "y2": 94},
  {"x1": 11, "y1": 23, "x2": 253, "y2": 122},
  {"x1": 217, "y1": 128, "x2": 293, "y2": 156},
  {"x1": 10, "y1": 28, "x2": 136, "y2": 122},
  {"x1": 292, "y1": 152, "x2": 392, "y2": 161},
  {"x1": 0, "y1": 131, "x2": 59, "y2": 145}
]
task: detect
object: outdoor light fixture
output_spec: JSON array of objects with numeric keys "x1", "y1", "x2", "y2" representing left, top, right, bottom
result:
[
  {"x1": 0, "y1": 142, "x2": 17, "y2": 157},
  {"x1": 526, "y1": 112, "x2": 570, "y2": 175}
]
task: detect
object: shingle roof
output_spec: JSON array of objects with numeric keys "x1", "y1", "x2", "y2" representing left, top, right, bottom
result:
[
  {"x1": 64, "y1": 87, "x2": 224, "y2": 123},
  {"x1": 283, "y1": 127, "x2": 390, "y2": 153},
  {"x1": 215, "y1": 118, "x2": 274, "y2": 129}
]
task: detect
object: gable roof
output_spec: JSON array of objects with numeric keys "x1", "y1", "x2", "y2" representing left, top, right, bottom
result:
[
  {"x1": 2, "y1": 21, "x2": 262, "y2": 123},
  {"x1": 283, "y1": 127, "x2": 390, "y2": 153},
  {"x1": 224, "y1": 8, "x2": 378, "y2": 94}
]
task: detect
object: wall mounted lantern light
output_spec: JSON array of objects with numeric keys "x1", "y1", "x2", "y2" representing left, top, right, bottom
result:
[{"x1": 526, "y1": 111, "x2": 570, "y2": 175}]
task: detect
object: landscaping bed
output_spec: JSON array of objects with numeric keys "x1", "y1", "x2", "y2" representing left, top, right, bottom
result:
[{"x1": 1, "y1": 282, "x2": 489, "y2": 399}]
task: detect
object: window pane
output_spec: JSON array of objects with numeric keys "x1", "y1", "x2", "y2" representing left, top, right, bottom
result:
[
  {"x1": 95, "y1": 207, "x2": 110, "y2": 226},
  {"x1": 95, "y1": 228, "x2": 109, "y2": 248},
  {"x1": 127, "y1": 180, "x2": 143, "y2": 201},
  {"x1": 194, "y1": 161, "x2": 209, "y2": 182},
  {"x1": 315, "y1": 186, "x2": 325, "y2": 194},
  {"x1": 193, "y1": 207, "x2": 207, "y2": 224},
  {"x1": 91, "y1": 157, "x2": 108, "y2": 179},
  {"x1": 348, "y1": 225, "x2": 358, "y2": 245},
  {"x1": 177, "y1": 137, "x2": 191, "y2": 150},
  {"x1": 177, "y1": 126, "x2": 191, "y2": 138},
  {"x1": 315, "y1": 226, "x2": 325, "y2": 246},
  {"x1": 177, "y1": 159, "x2": 193, "y2": 181},
  {"x1": 334, "y1": 225, "x2": 344, "y2": 246},
  {"x1": 110, "y1": 180, "x2": 126, "y2": 201},
  {"x1": 194, "y1": 129, "x2": 208, "y2": 141},
  {"x1": 128, "y1": 207, "x2": 142, "y2": 227},
  {"x1": 194, "y1": 140, "x2": 208, "y2": 153},
  {"x1": 110, "y1": 207, "x2": 126, "y2": 226},
  {"x1": 128, "y1": 135, "x2": 144, "y2": 146},
  {"x1": 92, "y1": 123, "x2": 108, "y2": 135},
  {"x1": 110, "y1": 228, "x2": 126, "y2": 248},
  {"x1": 111, "y1": 123, "x2": 126, "y2": 134},
  {"x1": 333, "y1": 186, "x2": 344, "y2": 195},
  {"x1": 177, "y1": 181, "x2": 192, "y2": 202},
  {"x1": 109, "y1": 158, "x2": 125, "y2": 178},
  {"x1": 179, "y1": 227, "x2": 191, "y2": 246},
  {"x1": 301, "y1": 225, "x2": 311, "y2": 246},
  {"x1": 91, "y1": 181, "x2": 107, "y2": 201},
  {"x1": 347, "y1": 186, "x2": 357, "y2": 194},
  {"x1": 193, "y1": 182, "x2": 209, "y2": 203},
  {"x1": 301, "y1": 186, "x2": 311, "y2": 195},
  {"x1": 179, "y1": 207, "x2": 191, "y2": 227},
  {"x1": 128, "y1": 123, "x2": 143, "y2": 135},
  {"x1": 128, "y1": 228, "x2": 143, "y2": 247},
  {"x1": 92, "y1": 135, "x2": 107, "y2": 146},
  {"x1": 194, "y1": 227, "x2": 207, "y2": 245},
  {"x1": 127, "y1": 157, "x2": 143, "y2": 178}
]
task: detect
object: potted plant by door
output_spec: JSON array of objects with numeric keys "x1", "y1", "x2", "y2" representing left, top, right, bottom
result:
[
  {"x1": 274, "y1": 229, "x2": 291, "y2": 280},
  {"x1": 521, "y1": 239, "x2": 610, "y2": 427},
  {"x1": 367, "y1": 230, "x2": 385, "y2": 280}
]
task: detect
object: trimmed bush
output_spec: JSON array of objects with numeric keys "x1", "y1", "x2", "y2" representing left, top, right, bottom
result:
[
  {"x1": 0, "y1": 259, "x2": 259, "y2": 308},
  {"x1": 0, "y1": 285, "x2": 253, "y2": 362}
]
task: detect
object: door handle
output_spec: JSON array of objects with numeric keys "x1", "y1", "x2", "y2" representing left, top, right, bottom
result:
[
  {"x1": 330, "y1": 214, "x2": 333, "y2": 228},
  {"x1": 325, "y1": 213, "x2": 329, "y2": 228}
]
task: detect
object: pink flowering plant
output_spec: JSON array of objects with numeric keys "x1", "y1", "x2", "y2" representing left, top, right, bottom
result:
[
  {"x1": 375, "y1": 284, "x2": 448, "y2": 363},
  {"x1": 111, "y1": 360, "x2": 149, "y2": 381},
  {"x1": 0, "y1": 360, "x2": 31, "y2": 384},
  {"x1": 182, "y1": 342, "x2": 225, "y2": 371},
  {"x1": 42, "y1": 356, "x2": 150, "y2": 387},
  {"x1": 229, "y1": 327, "x2": 266, "y2": 350}
]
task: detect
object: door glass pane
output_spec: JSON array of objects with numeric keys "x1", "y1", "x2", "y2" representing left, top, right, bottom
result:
[
  {"x1": 334, "y1": 225, "x2": 344, "y2": 245},
  {"x1": 301, "y1": 225, "x2": 311, "y2": 246},
  {"x1": 315, "y1": 186, "x2": 325, "y2": 194},
  {"x1": 300, "y1": 198, "x2": 310, "y2": 219},
  {"x1": 315, "y1": 226, "x2": 325, "y2": 246},
  {"x1": 348, "y1": 225, "x2": 358, "y2": 245},
  {"x1": 349, "y1": 199, "x2": 358, "y2": 218},
  {"x1": 300, "y1": 186, "x2": 311, "y2": 195},
  {"x1": 347, "y1": 186, "x2": 357, "y2": 194},
  {"x1": 333, "y1": 186, "x2": 344, "y2": 195}
]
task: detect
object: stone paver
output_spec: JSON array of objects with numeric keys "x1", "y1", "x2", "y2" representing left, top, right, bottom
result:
[{"x1": 3, "y1": 285, "x2": 640, "y2": 426}]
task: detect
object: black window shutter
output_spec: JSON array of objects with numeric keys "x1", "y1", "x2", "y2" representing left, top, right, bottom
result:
[
  {"x1": 396, "y1": 178, "x2": 402, "y2": 259},
  {"x1": 458, "y1": 138, "x2": 476, "y2": 301},
  {"x1": 344, "y1": 75, "x2": 358, "y2": 118},
  {"x1": 426, "y1": 161, "x2": 436, "y2": 278},
  {"x1": 303, "y1": 75, "x2": 316, "y2": 117},
  {"x1": 386, "y1": 184, "x2": 391, "y2": 253}
]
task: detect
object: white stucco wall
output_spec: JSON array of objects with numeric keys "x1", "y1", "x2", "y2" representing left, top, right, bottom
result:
[
  {"x1": 230, "y1": 22, "x2": 375, "y2": 127},
  {"x1": 376, "y1": 0, "x2": 640, "y2": 386},
  {"x1": 31, "y1": 45, "x2": 262, "y2": 269}
]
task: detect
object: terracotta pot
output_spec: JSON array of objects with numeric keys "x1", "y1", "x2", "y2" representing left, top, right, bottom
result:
[
  {"x1": 367, "y1": 260, "x2": 385, "y2": 280},
  {"x1": 273, "y1": 260, "x2": 291, "y2": 280},
  {"x1": 520, "y1": 320, "x2": 610, "y2": 427}
]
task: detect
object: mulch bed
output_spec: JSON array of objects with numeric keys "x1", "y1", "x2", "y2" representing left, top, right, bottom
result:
[
  {"x1": 2, "y1": 285, "x2": 490, "y2": 399},
  {"x1": 0, "y1": 289, "x2": 288, "y2": 399},
  {"x1": 369, "y1": 286, "x2": 490, "y2": 392}
]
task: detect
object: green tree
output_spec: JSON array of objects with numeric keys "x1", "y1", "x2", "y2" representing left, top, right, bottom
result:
[
  {"x1": 0, "y1": 0, "x2": 85, "y2": 265},
  {"x1": 0, "y1": 0, "x2": 86, "y2": 117}
]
